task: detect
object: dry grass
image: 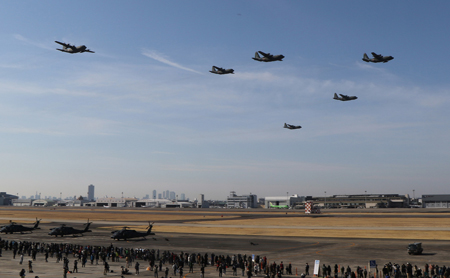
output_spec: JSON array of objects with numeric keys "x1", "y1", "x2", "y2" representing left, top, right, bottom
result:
[
  {"x1": 0, "y1": 208, "x2": 236, "y2": 224},
  {"x1": 190, "y1": 216, "x2": 450, "y2": 228},
  {"x1": 2, "y1": 208, "x2": 450, "y2": 240}
]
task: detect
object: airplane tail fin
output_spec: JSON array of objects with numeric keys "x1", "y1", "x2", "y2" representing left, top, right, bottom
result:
[
  {"x1": 254, "y1": 52, "x2": 260, "y2": 59},
  {"x1": 362, "y1": 53, "x2": 369, "y2": 62},
  {"x1": 333, "y1": 93, "x2": 339, "y2": 99},
  {"x1": 284, "y1": 123, "x2": 287, "y2": 128}
]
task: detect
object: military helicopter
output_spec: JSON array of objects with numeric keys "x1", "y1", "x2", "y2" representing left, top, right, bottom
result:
[
  {"x1": 111, "y1": 222, "x2": 154, "y2": 241},
  {"x1": 0, "y1": 218, "x2": 41, "y2": 234},
  {"x1": 48, "y1": 219, "x2": 92, "y2": 237}
]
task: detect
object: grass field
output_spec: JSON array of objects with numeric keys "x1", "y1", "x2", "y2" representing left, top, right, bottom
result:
[{"x1": 1, "y1": 207, "x2": 449, "y2": 240}]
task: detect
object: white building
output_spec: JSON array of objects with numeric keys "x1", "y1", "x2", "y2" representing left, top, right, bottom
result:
[{"x1": 227, "y1": 192, "x2": 258, "y2": 208}]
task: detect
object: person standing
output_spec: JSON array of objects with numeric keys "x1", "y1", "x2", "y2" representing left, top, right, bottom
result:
[
  {"x1": 135, "y1": 262, "x2": 140, "y2": 275},
  {"x1": 73, "y1": 260, "x2": 78, "y2": 273},
  {"x1": 305, "y1": 263, "x2": 310, "y2": 276},
  {"x1": 104, "y1": 262, "x2": 110, "y2": 275}
]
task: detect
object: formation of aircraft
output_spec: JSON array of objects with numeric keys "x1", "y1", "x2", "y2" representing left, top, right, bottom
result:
[
  {"x1": 50, "y1": 41, "x2": 393, "y2": 132},
  {"x1": 209, "y1": 66, "x2": 234, "y2": 75},
  {"x1": 333, "y1": 93, "x2": 358, "y2": 101},
  {"x1": 111, "y1": 222, "x2": 154, "y2": 240},
  {"x1": 55, "y1": 41, "x2": 95, "y2": 54},
  {"x1": 362, "y1": 52, "x2": 394, "y2": 63},
  {"x1": 0, "y1": 218, "x2": 41, "y2": 234},
  {"x1": 48, "y1": 220, "x2": 92, "y2": 237},
  {"x1": 284, "y1": 123, "x2": 302, "y2": 130},
  {"x1": 252, "y1": 51, "x2": 285, "y2": 62}
]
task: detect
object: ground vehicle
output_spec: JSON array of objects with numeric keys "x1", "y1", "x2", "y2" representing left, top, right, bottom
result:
[{"x1": 408, "y1": 242, "x2": 423, "y2": 255}]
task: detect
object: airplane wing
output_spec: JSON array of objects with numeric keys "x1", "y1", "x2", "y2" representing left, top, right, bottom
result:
[
  {"x1": 371, "y1": 52, "x2": 383, "y2": 59},
  {"x1": 55, "y1": 41, "x2": 75, "y2": 49},
  {"x1": 84, "y1": 49, "x2": 95, "y2": 53},
  {"x1": 55, "y1": 41, "x2": 69, "y2": 47},
  {"x1": 258, "y1": 51, "x2": 272, "y2": 58},
  {"x1": 339, "y1": 94, "x2": 349, "y2": 99}
]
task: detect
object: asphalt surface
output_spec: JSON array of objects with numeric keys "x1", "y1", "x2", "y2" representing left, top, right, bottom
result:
[{"x1": 1, "y1": 209, "x2": 450, "y2": 278}]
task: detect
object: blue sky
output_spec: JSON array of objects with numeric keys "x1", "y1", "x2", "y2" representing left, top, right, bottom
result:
[{"x1": 0, "y1": 1, "x2": 449, "y2": 200}]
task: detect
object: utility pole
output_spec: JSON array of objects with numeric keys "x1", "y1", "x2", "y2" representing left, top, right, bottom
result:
[{"x1": 324, "y1": 191, "x2": 327, "y2": 209}]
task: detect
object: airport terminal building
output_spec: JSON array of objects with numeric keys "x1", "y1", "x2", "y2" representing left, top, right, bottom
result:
[
  {"x1": 227, "y1": 192, "x2": 258, "y2": 208},
  {"x1": 422, "y1": 194, "x2": 450, "y2": 208}
]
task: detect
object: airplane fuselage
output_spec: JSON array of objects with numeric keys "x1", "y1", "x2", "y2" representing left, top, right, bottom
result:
[
  {"x1": 362, "y1": 53, "x2": 393, "y2": 63},
  {"x1": 334, "y1": 96, "x2": 358, "y2": 101},
  {"x1": 253, "y1": 55, "x2": 284, "y2": 62}
]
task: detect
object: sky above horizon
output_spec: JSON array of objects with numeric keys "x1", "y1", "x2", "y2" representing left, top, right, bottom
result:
[{"x1": 0, "y1": 1, "x2": 449, "y2": 200}]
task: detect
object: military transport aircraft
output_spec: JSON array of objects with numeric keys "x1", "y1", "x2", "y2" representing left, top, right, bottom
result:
[
  {"x1": 252, "y1": 51, "x2": 284, "y2": 62},
  {"x1": 362, "y1": 52, "x2": 393, "y2": 63},
  {"x1": 111, "y1": 222, "x2": 154, "y2": 241},
  {"x1": 48, "y1": 220, "x2": 92, "y2": 237},
  {"x1": 55, "y1": 41, "x2": 95, "y2": 54},
  {"x1": 284, "y1": 123, "x2": 302, "y2": 130},
  {"x1": 209, "y1": 66, "x2": 234, "y2": 75},
  {"x1": 333, "y1": 93, "x2": 358, "y2": 101},
  {"x1": 0, "y1": 218, "x2": 41, "y2": 234}
]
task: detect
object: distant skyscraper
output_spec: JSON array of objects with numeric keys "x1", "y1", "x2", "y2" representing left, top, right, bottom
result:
[
  {"x1": 166, "y1": 190, "x2": 170, "y2": 199},
  {"x1": 169, "y1": 191, "x2": 176, "y2": 200},
  {"x1": 180, "y1": 193, "x2": 185, "y2": 200},
  {"x1": 152, "y1": 190, "x2": 157, "y2": 199},
  {"x1": 88, "y1": 184, "x2": 95, "y2": 201},
  {"x1": 158, "y1": 193, "x2": 162, "y2": 199}
]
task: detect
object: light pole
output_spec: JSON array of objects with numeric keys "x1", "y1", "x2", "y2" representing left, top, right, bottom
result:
[
  {"x1": 286, "y1": 192, "x2": 289, "y2": 207},
  {"x1": 365, "y1": 190, "x2": 367, "y2": 209},
  {"x1": 60, "y1": 192, "x2": 62, "y2": 201},
  {"x1": 324, "y1": 191, "x2": 327, "y2": 209}
]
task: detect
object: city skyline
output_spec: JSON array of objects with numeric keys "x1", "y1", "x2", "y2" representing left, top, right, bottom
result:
[{"x1": 1, "y1": 2, "x2": 450, "y2": 199}]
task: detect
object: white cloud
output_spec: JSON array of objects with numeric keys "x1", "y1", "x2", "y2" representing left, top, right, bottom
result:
[
  {"x1": 13, "y1": 34, "x2": 53, "y2": 51},
  {"x1": 142, "y1": 49, "x2": 202, "y2": 74}
]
